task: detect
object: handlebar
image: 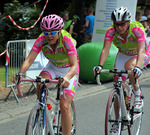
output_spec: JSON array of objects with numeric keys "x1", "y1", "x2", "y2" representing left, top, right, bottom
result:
[
  {"x1": 16, "y1": 75, "x2": 64, "y2": 98},
  {"x1": 94, "y1": 69, "x2": 138, "y2": 87},
  {"x1": 100, "y1": 69, "x2": 132, "y2": 74}
]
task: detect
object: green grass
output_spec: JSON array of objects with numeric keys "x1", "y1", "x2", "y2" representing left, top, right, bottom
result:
[{"x1": 0, "y1": 66, "x2": 5, "y2": 82}]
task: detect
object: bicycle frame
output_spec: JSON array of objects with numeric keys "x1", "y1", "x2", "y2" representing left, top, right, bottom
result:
[
  {"x1": 16, "y1": 75, "x2": 64, "y2": 135},
  {"x1": 99, "y1": 69, "x2": 143, "y2": 135},
  {"x1": 115, "y1": 76, "x2": 131, "y2": 122}
]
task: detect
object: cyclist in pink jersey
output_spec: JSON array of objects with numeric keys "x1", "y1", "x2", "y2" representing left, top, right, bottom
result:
[
  {"x1": 94, "y1": 7, "x2": 150, "y2": 135},
  {"x1": 13, "y1": 14, "x2": 79, "y2": 135}
]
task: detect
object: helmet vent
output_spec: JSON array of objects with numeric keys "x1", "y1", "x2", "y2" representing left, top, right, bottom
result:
[
  {"x1": 54, "y1": 24, "x2": 59, "y2": 28},
  {"x1": 122, "y1": 11, "x2": 127, "y2": 21},
  {"x1": 45, "y1": 21, "x2": 48, "y2": 28},
  {"x1": 50, "y1": 20, "x2": 54, "y2": 28},
  {"x1": 118, "y1": 13, "x2": 120, "y2": 19}
]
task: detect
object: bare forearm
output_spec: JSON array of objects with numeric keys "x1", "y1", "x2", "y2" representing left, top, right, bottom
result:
[
  {"x1": 99, "y1": 49, "x2": 109, "y2": 66},
  {"x1": 136, "y1": 41, "x2": 145, "y2": 67},
  {"x1": 20, "y1": 59, "x2": 34, "y2": 73},
  {"x1": 136, "y1": 49, "x2": 145, "y2": 67},
  {"x1": 64, "y1": 64, "x2": 78, "y2": 80}
]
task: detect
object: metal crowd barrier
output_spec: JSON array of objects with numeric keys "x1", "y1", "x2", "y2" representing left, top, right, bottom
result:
[{"x1": 5, "y1": 40, "x2": 36, "y2": 103}]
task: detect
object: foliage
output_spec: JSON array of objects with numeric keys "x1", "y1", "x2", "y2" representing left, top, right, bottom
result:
[
  {"x1": 0, "y1": 0, "x2": 41, "y2": 52},
  {"x1": 0, "y1": 67, "x2": 5, "y2": 82},
  {"x1": 0, "y1": 0, "x2": 96, "y2": 65}
]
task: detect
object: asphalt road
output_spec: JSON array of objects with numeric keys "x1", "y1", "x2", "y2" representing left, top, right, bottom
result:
[{"x1": 0, "y1": 79, "x2": 150, "y2": 135}]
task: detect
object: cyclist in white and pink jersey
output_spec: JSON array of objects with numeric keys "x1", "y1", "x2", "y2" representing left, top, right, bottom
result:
[
  {"x1": 13, "y1": 14, "x2": 79, "y2": 135},
  {"x1": 94, "y1": 7, "x2": 150, "y2": 135}
]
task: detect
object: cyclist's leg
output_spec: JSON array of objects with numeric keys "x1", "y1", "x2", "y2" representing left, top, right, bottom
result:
[
  {"x1": 128, "y1": 89, "x2": 143, "y2": 135},
  {"x1": 124, "y1": 56, "x2": 139, "y2": 90},
  {"x1": 124, "y1": 53, "x2": 149, "y2": 89},
  {"x1": 124, "y1": 54, "x2": 148, "y2": 110},
  {"x1": 52, "y1": 63, "x2": 78, "y2": 135},
  {"x1": 60, "y1": 74, "x2": 78, "y2": 135},
  {"x1": 60, "y1": 95, "x2": 73, "y2": 135}
]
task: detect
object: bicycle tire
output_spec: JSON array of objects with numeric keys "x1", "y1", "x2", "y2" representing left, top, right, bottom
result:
[
  {"x1": 128, "y1": 90, "x2": 143, "y2": 135},
  {"x1": 54, "y1": 101, "x2": 76, "y2": 135},
  {"x1": 105, "y1": 89, "x2": 122, "y2": 135},
  {"x1": 25, "y1": 104, "x2": 49, "y2": 135},
  {"x1": 70, "y1": 101, "x2": 77, "y2": 135}
]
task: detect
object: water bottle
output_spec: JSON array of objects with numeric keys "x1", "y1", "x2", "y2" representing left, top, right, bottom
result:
[
  {"x1": 124, "y1": 91, "x2": 130, "y2": 110},
  {"x1": 47, "y1": 103, "x2": 55, "y2": 123},
  {"x1": 124, "y1": 91, "x2": 128, "y2": 105}
]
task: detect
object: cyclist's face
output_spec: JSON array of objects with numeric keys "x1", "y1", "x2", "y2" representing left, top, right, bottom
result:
[
  {"x1": 114, "y1": 21, "x2": 130, "y2": 35},
  {"x1": 44, "y1": 30, "x2": 60, "y2": 45}
]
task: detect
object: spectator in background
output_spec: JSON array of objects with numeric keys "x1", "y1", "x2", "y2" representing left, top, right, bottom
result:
[
  {"x1": 135, "y1": 10, "x2": 142, "y2": 21},
  {"x1": 61, "y1": 11, "x2": 69, "y2": 25},
  {"x1": 143, "y1": 7, "x2": 150, "y2": 18},
  {"x1": 80, "y1": 7, "x2": 95, "y2": 43},
  {"x1": 139, "y1": 16, "x2": 150, "y2": 35},
  {"x1": 63, "y1": 15, "x2": 80, "y2": 37},
  {"x1": 146, "y1": 15, "x2": 150, "y2": 36}
]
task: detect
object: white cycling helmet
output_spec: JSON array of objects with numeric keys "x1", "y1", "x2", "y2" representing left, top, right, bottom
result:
[{"x1": 111, "y1": 7, "x2": 131, "y2": 22}]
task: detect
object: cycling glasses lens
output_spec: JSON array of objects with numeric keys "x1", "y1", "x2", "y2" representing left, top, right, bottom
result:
[
  {"x1": 43, "y1": 31, "x2": 59, "y2": 36},
  {"x1": 114, "y1": 21, "x2": 129, "y2": 27}
]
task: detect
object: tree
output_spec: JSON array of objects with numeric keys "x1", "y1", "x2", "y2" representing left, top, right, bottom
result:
[
  {"x1": 0, "y1": 0, "x2": 41, "y2": 66},
  {"x1": 0, "y1": 0, "x2": 96, "y2": 66}
]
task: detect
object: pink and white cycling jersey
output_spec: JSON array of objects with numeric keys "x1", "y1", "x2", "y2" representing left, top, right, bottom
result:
[
  {"x1": 104, "y1": 21, "x2": 150, "y2": 80},
  {"x1": 32, "y1": 29, "x2": 79, "y2": 68},
  {"x1": 104, "y1": 21, "x2": 149, "y2": 56}
]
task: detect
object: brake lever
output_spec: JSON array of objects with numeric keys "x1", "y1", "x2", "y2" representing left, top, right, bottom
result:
[
  {"x1": 16, "y1": 73, "x2": 20, "y2": 84},
  {"x1": 59, "y1": 76, "x2": 66, "y2": 100},
  {"x1": 95, "y1": 67, "x2": 101, "y2": 85},
  {"x1": 16, "y1": 73, "x2": 23, "y2": 97}
]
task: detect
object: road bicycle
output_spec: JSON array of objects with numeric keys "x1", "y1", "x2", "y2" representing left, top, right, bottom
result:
[
  {"x1": 95, "y1": 68, "x2": 144, "y2": 135},
  {"x1": 16, "y1": 74, "x2": 76, "y2": 135}
]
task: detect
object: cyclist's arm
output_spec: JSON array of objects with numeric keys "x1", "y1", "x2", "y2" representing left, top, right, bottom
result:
[
  {"x1": 65, "y1": 54, "x2": 78, "y2": 79},
  {"x1": 61, "y1": 36, "x2": 78, "y2": 88},
  {"x1": 133, "y1": 26, "x2": 146, "y2": 68},
  {"x1": 136, "y1": 41, "x2": 145, "y2": 67},
  {"x1": 61, "y1": 54, "x2": 78, "y2": 88},
  {"x1": 99, "y1": 40, "x2": 112, "y2": 66}
]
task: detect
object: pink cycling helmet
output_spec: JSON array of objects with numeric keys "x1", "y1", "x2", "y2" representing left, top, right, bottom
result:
[{"x1": 40, "y1": 14, "x2": 64, "y2": 31}]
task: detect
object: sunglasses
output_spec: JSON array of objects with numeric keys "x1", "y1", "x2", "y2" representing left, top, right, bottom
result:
[
  {"x1": 43, "y1": 31, "x2": 60, "y2": 36},
  {"x1": 114, "y1": 21, "x2": 128, "y2": 27}
]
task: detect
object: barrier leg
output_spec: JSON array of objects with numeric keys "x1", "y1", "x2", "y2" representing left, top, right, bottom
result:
[
  {"x1": 4, "y1": 86, "x2": 19, "y2": 103},
  {"x1": 26, "y1": 82, "x2": 36, "y2": 95}
]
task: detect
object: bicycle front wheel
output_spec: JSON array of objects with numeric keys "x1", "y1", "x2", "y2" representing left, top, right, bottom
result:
[
  {"x1": 105, "y1": 89, "x2": 122, "y2": 135},
  {"x1": 25, "y1": 104, "x2": 49, "y2": 135}
]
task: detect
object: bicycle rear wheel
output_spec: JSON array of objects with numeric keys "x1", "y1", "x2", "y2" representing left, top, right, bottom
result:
[
  {"x1": 55, "y1": 101, "x2": 76, "y2": 135},
  {"x1": 25, "y1": 104, "x2": 49, "y2": 135},
  {"x1": 105, "y1": 89, "x2": 122, "y2": 135}
]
